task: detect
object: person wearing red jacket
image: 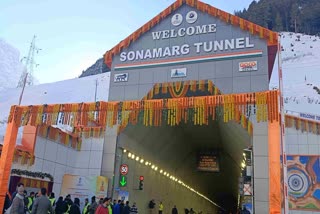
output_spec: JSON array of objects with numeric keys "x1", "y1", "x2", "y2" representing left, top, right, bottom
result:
[{"x1": 95, "y1": 197, "x2": 110, "y2": 214}]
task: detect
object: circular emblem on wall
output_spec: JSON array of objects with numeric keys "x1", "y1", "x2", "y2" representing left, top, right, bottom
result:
[
  {"x1": 287, "y1": 167, "x2": 310, "y2": 198},
  {"x1": 186, "y1": 11, "x2": 198, "y2": 24},
  {"x1": 171, "y1": 13, "x2": 183, "y2": 26}
]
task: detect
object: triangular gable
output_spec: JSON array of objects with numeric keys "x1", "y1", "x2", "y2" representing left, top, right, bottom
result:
[{"x1": 104, "y1": 0, "x2": 278, "y2": 70}]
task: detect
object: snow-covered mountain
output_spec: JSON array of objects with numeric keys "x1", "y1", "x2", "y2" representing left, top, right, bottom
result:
[
  {"x1": 270, "y1": 32, "x2": 320, "y2": 116},
  {"x1": 0, "y1": 39, "x2": 24, "y2": 92},
  {"x1": 0, "y1": 32, "x2": 320, "y2": 139}
]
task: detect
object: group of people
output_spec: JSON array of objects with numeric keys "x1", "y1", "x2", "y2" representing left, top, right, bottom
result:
[
  {"x1": 3, "y1": 182, "x2": 139, "y2": 214},
  {"x1": 82, "y1": 197, "x2": 138, "y2": 214},
  {"x1": 148, "y1": 199, "x2": 200, "y2": 214},
  {"x1": 3, "y1": 183, "x2": 55, "y2": 214}
]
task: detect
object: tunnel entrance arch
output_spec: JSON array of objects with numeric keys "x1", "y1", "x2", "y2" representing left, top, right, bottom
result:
[{"x1": 111, "y1": 80, "x2": 280, "y2": 213}]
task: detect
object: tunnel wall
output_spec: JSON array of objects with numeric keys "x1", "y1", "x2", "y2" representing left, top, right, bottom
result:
[
  {"x1": 113, "y1": 148, "x2": 219, "y2": 214},
  {"x1": 286, "y1": 126, "x2": 320, "y2": 213}
]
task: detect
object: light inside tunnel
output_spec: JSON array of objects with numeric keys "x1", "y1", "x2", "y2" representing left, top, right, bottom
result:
[
  {"x1": 241, "y1": 162, "x2": 246, "y2": 168},
  {"x1": 122, "y1": 148, "x2": 222, "y2": 209}
]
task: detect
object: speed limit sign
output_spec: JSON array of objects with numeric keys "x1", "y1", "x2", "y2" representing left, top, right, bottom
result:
[{"x1": 120, "y1": 164, "x2": 129, "y2": 175}]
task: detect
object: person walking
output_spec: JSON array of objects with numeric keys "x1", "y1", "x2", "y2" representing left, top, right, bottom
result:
[
  {"x1": 82, "y1": 198, "x2": 90, "y2": 214},
  {"x1": 129, "y1": 202, "x2": 138, "y2": 214},
  {"x1": 122, "y1": 201, "x2": 130, "y2": 214},
  {"x1": 27, "y1": 192, "x2": 35, "y2": 213},
  {"x1": 31, "y1": 188, "x2": 53, "y2": 214},
  {"x1": 10, "y1": 184, "x2": 25, "y2": 214},
  {"x1": 158, "y1": 202, "x2": 163, "y2": 214},
  {"x1": 171, "y1": 205, "x2": 178, "y2": 214},
  {"x1": 64, "y1": 194, "x2": 73, "y2": 213},
  {"x1": 69, "y1": 198, "x2": 81, "y2": 214},
  {"x1": 95, "y1": 197, "x2": 110, "y2": 214},
  {"x1": 49, "y1": 192, "x2": 56, "y2": 208},
  {"x1": 107, "y1": 198, "x2": 113, "y2": 214},
  {"x1": 88, "y1": 196, "x2": 98, "y2": 214},
  {"x1": 55, "y1": 196, "x2": 65, "y2": 214},
  {"x1": 12, "y1": 183, "x2": 24, "y2": 201},
  {"x1": 113, "y1": 200, "x2": 121, "y2": 214},
  {"x1": 148, "y1": 199, "x2": 155, "y2": 214}
]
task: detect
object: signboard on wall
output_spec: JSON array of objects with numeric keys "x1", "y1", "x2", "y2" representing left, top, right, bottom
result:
[
  {"x1": 114, "y1": 73, "x2": 128, "y2": 82},
  {"x1": 114, "y1": 8, "x2": 259, "y2": 71},
  {"x1": 61, "y1": 175, "x2": 108, "y2": 210},
  {"x1": 171, "y1": 68, "x2": 187, "y2": 78},
  {"x1": 118, "y1": 190, "x2": 129, "y2": 202},
  {"x1": 299, "y1": 112, "x2": 320, "y2": 122},
  {"x1": 239, "y1": 61, "x2": 258, "y2": 72},
  {"x1": 197, "y1": 151, "x2": 220, "y2": 172}
]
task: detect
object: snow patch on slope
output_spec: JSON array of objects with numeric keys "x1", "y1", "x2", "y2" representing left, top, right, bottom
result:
[{"x1": 0, "y1": 39, "x2": 24, "y2": 92}]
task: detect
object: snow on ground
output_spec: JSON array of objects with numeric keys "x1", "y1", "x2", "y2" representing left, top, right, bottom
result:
[{"x1": 270, "y1": 32, "x2": 320, "y2": 117}]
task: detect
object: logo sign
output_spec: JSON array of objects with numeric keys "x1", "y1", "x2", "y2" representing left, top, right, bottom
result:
[
  {"x1": 120, "y1": 164, "x2": 129, "y2": 175},
  {"x1": 171, "y1": 68, "x2": 187, "y2": 78},
  {"x1": 171, "y1": 13, "x2": 183, "y2": 26},
  {"x1": 114, "y1": 73, "x2": 128, "y2": 82},
  {"x1": 239, "y1": 61, "x2": 258, "y2": 72},
  {"x1": 119, "y1": 175, "x2": 127, "y2": 187},
  {"x1": 186, "y1": 11, "x2": 198, "y2": 24}
]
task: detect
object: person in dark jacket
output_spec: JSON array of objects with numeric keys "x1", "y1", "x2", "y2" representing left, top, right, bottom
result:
[
  {"x1": 122, "y1": 201, "x2": 130, "y2": 214},
  {"x1": 69, "y1": 198, "x2": 81, "y2": 214},
  {"x1": 120, "y1": 201, "x2": 125, "y2": 213},
  {"x1": 31, "y1": 188, "x2": 53, "y2": 214},
  {"x1": 172, "y1": 205, "x2": 178, "y2": 214},
  {"x1": 3, "y1": 192, "x2": 11, "y2": 213},
  {"x1": 55, "y1": 196, "x2": 65, "y2": 214},
  {"x1": 88, "y1": 196, "x2": 98, "y2": 214},
  {"x1": 63, "y1": 194, "x2": 73, "y2": 213}
]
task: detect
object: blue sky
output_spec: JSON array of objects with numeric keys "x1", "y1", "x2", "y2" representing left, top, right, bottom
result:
[{"x1": 0, "y1": 0, "x2": 254, "y2": 84}]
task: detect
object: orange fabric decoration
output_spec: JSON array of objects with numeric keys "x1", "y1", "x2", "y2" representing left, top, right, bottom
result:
[{"x1": 268, "y1": 121, "x2": 281, "y2": 214}]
